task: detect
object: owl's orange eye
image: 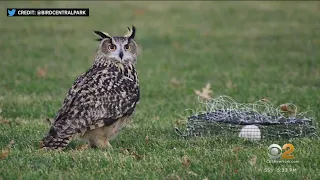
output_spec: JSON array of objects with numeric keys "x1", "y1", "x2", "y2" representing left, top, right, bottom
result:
[
  {"x1": 124, "y1": 44, "x2": 131, "y2": 51},
  {"x1": 108, "y1": 44, "x2": 116, "y2": 51}
]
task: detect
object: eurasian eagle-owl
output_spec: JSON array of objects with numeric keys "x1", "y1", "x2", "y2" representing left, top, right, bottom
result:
[{"x1": 41, "y1": 26, "x2": 140, "y2": 150}]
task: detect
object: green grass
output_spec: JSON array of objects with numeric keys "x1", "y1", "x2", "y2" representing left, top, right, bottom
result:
[{"x1": 1, "y1": 1, "x2": 320, "y2": 179}]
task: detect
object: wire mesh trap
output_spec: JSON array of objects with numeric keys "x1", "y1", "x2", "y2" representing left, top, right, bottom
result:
[{"x1": 175, "y1": 96, "x2": 318, "y2": 140}]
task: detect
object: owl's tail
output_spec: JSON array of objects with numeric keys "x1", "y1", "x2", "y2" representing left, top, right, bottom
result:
[{"x1": 40, "y1": 127, "x2": 72, "y2": 150}]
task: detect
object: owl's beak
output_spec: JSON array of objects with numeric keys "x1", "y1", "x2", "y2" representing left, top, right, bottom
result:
[{"x1": 119, "y1": 51, "x2": 123, "y2": 59}]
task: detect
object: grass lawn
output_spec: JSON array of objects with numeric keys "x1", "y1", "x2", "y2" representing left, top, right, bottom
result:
[{"x1": 0, "y1": 1, "x2": 320, "y2": 179}]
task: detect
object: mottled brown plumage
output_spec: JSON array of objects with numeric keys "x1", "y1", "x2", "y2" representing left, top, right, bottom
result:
[{"x1": 41, "y1": 26, "x2": 140, "y2": 150}]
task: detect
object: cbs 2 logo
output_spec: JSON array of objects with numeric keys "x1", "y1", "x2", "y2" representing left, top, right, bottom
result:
[{"x1": 268, "y1": 144, "x2": 295, "y2": 159}]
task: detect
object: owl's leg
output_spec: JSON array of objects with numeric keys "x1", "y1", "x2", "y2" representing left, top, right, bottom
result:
[
  {"x1": 89, "y1": 138, "x2": 111, "y2": 149},
  {"x1": 106, "y1": 141, "x2": 112, "y2": 148},
  {"x1": 104, "y1": 117, "x2": 130, "y2": 141},
  {"x1": 82, "y1": 126, "x2": 112, "y2": 149}
]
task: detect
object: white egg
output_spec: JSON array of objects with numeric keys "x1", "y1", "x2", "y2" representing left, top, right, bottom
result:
[{"x1": 238, "y1": 125, "x2": 261, "y2": 141}]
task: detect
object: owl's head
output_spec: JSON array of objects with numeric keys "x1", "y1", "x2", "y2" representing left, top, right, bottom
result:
[{"x1": 94, "y1": 26, "x2": 138, "y2": 64}]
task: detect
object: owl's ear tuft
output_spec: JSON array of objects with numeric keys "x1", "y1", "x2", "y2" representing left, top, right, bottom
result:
[
  {"x1": 93, "y1": 30, "x2": 111, "y2": 41},
  {"x1": 124, "y1": 26, "x2": 136, "y2": 40}
]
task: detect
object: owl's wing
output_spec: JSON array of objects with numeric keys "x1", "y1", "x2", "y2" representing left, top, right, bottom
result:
[{"x1": 50, "y1": 65, "x2": 140, "y2": 138}]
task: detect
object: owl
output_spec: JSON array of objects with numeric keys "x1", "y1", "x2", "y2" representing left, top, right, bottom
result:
[{"x1": 41, "y1": 26, "x2": 140, "y2": 150}]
